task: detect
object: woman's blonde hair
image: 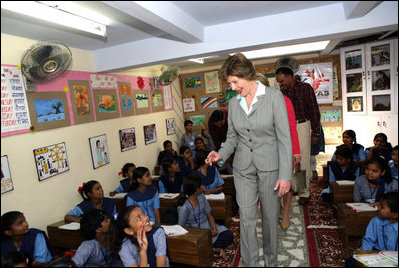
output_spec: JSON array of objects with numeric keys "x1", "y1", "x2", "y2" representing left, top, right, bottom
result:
[
  {"x1": 219, "y1": 53, "x2": 257, "y2": 82},
  {"x1": 255, "y1": 73, "x2": 270, "y2": 87}
]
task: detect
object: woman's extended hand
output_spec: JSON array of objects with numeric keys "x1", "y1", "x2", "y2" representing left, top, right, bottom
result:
[
  {"x1": 205, "y1": 151, "x2": 222, "y2": 166},
  {"x1": 274, "y1": 179, "x2": 291, "y2": 198}
]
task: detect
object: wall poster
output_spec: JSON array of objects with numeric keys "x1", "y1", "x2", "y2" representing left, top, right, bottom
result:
[
  {"x1": 1, "y1": 155, "x2": 13, "y2": 194},
  {"x1": 68, "y1": 80, "x2": 95, "y2": 124},
  {"x1": 166, "y1": 118, "x2": 176, "y2": 135},
  {"x1": 204, "y1": 71, "x2": 220, "y2": 93},
  {"x1": 118, "y1": 82, "x2": 134, "y2": 117},
  {"x1": 33, "y1": 142, "x2": 69, "y2": 181},
  {"x1": 183, "y1": 98, "x2": 196, "y2": 112},
  {"x1": 144, "y1": 124, "x2": 157, "y2": 145},
  {"x1": 119, "y1": 127, "x2": 136, "y2": 152},
  {"x1": 89, "y1": 134, "x2": 110, "y2": 169}
]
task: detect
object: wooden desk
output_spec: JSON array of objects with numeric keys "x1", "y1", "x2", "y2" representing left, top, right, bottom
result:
[
  {"x1": 47, "y1": 221, "x2": 212, "y2": 267},
  {"x1": 336, "y1": 204, "x2": 378, "y2": 249},
  {"x1": 221, "y1": 175, "x2": 235, "y2": 195},
  {"x1": 113, "y1": 194, "x2": 232, "y2": 227},
  {"x1": 330, "y1": 181, "x2": 354, "y2": 205}
]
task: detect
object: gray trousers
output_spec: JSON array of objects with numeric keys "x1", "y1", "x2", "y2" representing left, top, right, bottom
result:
[{"x1": 234, "y1": 164, "x2": 280, "y2": 267}]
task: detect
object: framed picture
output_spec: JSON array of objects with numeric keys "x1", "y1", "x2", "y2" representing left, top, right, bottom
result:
[
  {"x1": 150, "y1": 90, "x2": 165, "y2": 112},
  {"x1": 347, "y1": 96, "x2": 363, "y2": 112},
  {"x1": 143, "y1": 124, "x2": 157, "y2": 145},
  {"x1": 180, "y1": 72, "x2": 204, "y2": 92},
  {"x1": 133, "y1": 90, "x2": 151, "y2": 115},
  {"x1": 68, "y1": 80, "x2": 95, "y2": 124},
  {"x1": 118, "y1": 82, "x2": 135, "y2": 117},
  {"x1": 93, "y1": 89, "x2": 120, "y2": 121},
  {"x1": 33, "y1": 142, "x2": 69, "y2": 181},
  {"x1": 183, "y1": 98, "x2": 196, "y2": 112},
  {"x1": 204, "y1": 71, "x2": 220, "y2": 93},
  {"x1": 119, "y1": 127, "x2": 136, "y2": 152},
  {"x1": 190, "y1": 114, "x2": 206, "y2": 127},
  {"x1": 89, "y1": 134, "x2": 110, "y2": 169},
  {"x1": 26, "y1": 91, "x2": 71, "y2": 132},
  {"x1": 1, "y1": 155, "x2": 13, "y2": 194},
  {"x1": 166, "y1": 118, "x2": 176, "y2": 135}
]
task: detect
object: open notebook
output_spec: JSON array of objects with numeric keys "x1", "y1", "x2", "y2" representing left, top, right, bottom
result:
[
  {"x1": 161, "y1": 225, "x2": 188, "y2": 236},
  {"x1": 58, "y1": 222, "x2": 80, "y2": 230}
]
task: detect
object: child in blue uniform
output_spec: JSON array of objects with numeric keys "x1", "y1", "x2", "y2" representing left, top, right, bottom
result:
[
  {"x1": 159, "y1": 157, "x2": 184, "y2": 193},
  {"x1": 320, "y1": 146, "x2": 360, "y2": 202},
  {"x1": 109, "y1": 206, "x2": 170, "y2": 267},
  {"x1": 1, "y1": 211, "x2": 53, "y2": 266},
  {"x1": 65, "y1": 180, "x2": 116, "y2": 223},
  {"x1": 192, "y1": 149, "x2": 224, "y2": 195},
  {"x1": 125, "y1": 167, "x2": 161, "y2": 225},
  {"x1": 353, "y1": 156, "x2": 398, "y2": 205},
  {"x1": 331, "y1": 130, "x2": 366, "y2": 164},
  {"x1": 176, "y1": 145, "x2": 194, "y2": 177},
  {"x1": 72, "y1": 209, "x2": 122, "y2": 267},
  {"x1": 365, "y1": 133, "x2": 393, "y2": 162},
  {"x1": 109, "y1": 163, "x2": 136, "y2": 196},
  {"x1": 177, "y1": 173, "x2": 233, "y2": 258},
  {"x1": 388, "y1": 145, "x2": 398, "y2": 181}
]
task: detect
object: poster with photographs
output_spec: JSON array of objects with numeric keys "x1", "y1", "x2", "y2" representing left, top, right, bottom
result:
[
  {"x1": 143, "y1": 124, "x2": 157, "y2": 145},
  {"x1": 1, "y1": 155, "x2": 13, "y2": 194},
  {"x1": 89, "y1": 134, "x2": 110, "y2": 169},
  {"x1": 166, "y1": 118, "x2": 176, "y2": 135},
  {"x1": 33, "y1": 142, "x2": 69, "y2": 181},
  {"x1": 119, "y1": 127, "x2": 136, "y2": 152}
]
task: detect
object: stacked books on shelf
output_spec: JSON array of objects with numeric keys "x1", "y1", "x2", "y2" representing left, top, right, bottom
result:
[
  {"x1": 353, "y1": 251, "x2": 398, "y2": 267},
  {"x1": 346, "y1": 202, "x2": 378, "y2": 212}
]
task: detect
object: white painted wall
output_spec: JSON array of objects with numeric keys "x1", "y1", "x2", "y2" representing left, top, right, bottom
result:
[{"x1": 0, "y1": 34, "x2": 183, "y2": 233}]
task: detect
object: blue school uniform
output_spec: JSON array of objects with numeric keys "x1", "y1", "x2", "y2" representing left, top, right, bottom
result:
[
  {"x1": 1, "y1": 228, "x2": 53, "y2": 263},
  {"x1": 113, "y1": 178, "x2": 131, "y2": 194},
  {"x1": 365, "y1": 146, "x2": 393, "y2": 161},
  {"x1": 192, "y1": 166, "x2": 224, "y2": 191},
  {"x1": 176, "y1": 157, "x2": 192, "y2": 177},
  {"x1": 126, "y1": 186, "x2": 160, "y2": 223},
  {"x1": 72, "y1": 239, "x2": 121, "y2": 267},
  {"x1": 158, "y1": 173, "x2": 184, "y2": 193},
  {"x1": 67, "y1": 198, "x2": 116, "y2": 220},
  {"x1": 360, "y1": 217, "x2": 398, "y2": 251},
  {"x1": 389, "y1": 161, "x2": 398, "y2": 180},
  {"x1": 177, "y1": 193, "x2": 228, "y2": 244},
  {"x1": 118, "y1": 227, "x2": 170, "y2": 267},
  {"x1": 353, "y1": 175, "x2": 398, "y2": 203},
  {"x1": 332, "y1": 144, "x2": 366, "y2": 161}
]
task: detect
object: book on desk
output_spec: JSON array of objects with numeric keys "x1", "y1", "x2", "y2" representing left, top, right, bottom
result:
[
  {"x1": 353, "y1": 250, "x2": 398, "y2": 267},
  {"x1": 346, "y1": 203, "x2": 378, "y2": 212}
]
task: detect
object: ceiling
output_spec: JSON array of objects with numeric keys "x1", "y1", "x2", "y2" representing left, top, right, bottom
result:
[{"x1": 1, "y1": 1, "x2": 398, "y2": 72}]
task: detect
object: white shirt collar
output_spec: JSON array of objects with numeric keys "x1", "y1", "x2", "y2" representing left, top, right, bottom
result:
[{"x1": 236, "y1": 80, "x2": 265, "y2": 100}]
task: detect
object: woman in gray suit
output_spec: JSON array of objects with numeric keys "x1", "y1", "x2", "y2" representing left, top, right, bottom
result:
[{"x1": 206, "y1": 53, "x2": 292, "y2": 267}]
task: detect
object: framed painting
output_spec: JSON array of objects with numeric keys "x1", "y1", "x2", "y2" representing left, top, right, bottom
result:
[
  {"x1": 166, "y1": 118, "x2": 176, "y2": 135},
  {"x1": 204, "y1": 71, "x2": 220, "y2": 93},
  {"x1": 33, "y1": 142, "x2": 69, "y2": 181},
  {"x1": 143, "y1": 124, "x2": 157, "y2": 145},
  {"x1": 26, "y1": 91, "x2": 71, "y2": 132},
  {"x1": 68, "y1": 80, "x2": 95, "y2": 124},
  {"x1": 150, "y1": 90, "x2": 165, "y2": 112},
  {"x1": 93, "y1": 89, "x2": 120, "y2": 121},
  {"x1": 180, "y1": 72, "x2": 204, "y2": 93},
  {"x1": 118, "y1": 82, "x2": 135, "y2": 116},
  {"x1": 89, "y1": 134, "x2": 110, "y2": 169},
  {"x1": 133, "y1": 90, "x2": 151, "y2": 115},
  {"x1": 119, "y1": 127, "x2": 136, "y2": 152},
  {"x1": 1, "y1": 155, "x2": 13, "y2": 194}
]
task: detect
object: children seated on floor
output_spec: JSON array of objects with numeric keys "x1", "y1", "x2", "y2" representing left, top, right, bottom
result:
[
  {"x1": 65, "y1": 180, "x2": 117, "y2": 223},
  {"x1": 331, "y1": 130, "x2": 366, "y2": 165},
  {"x1": 176, "y1": 145, "x2": 194, "y2": 177},
  {"x1": 388, "y1": 145, "x2": 398, "y2": 181},
  {"x1": 365, "y1": 133, "x2": 393, "y2": 162},
  {"x1": 110, "y1": 163, "x2": 136, "y2": 196},
  {"x1": 159, "y1": 157, "x2": 184, "y2": 194},
  {"x1": 157, "y1": 140, "x2": 178, "y2": 172},
  {"x1": 1, "y1": 211, "x2": 53, "y2": 266}
]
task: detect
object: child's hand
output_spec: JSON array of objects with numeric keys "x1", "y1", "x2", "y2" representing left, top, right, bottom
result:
[
  {"x1": 211, "y1": 228, "x2": 218, "y2": 237},
  {"x1": 137, "y1": 225, "x2": 148, "y2": 252},
  {"x1": 109, "y1": 191, "x2": 116, "y2": 197},
  {"x1": 204, "y1": 189, "x2": 211, "y2": 195}
]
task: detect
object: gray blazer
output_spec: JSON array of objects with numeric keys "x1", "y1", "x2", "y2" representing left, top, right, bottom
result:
[{"x1": 218, "y1": 85, "x2": 292, "y2": 181}]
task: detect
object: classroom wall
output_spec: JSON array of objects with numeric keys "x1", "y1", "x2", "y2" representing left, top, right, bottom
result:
[{"x1": 0, "y1": 34, "x2": 184, "y2": 233}]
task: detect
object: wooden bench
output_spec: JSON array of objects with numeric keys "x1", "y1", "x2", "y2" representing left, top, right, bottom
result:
[
  {"x1": 330, "y1": 181, "x2": 354, "y2": 205},
  {"x1": 47, "y1": 221, "x2": 213, "y2": 266},
  {"x1": 221, "y1": 175, "x2": 235, "y2": 195},
  {"x1": 336, "y1": 204, "x2": 378, "y2": 249}
]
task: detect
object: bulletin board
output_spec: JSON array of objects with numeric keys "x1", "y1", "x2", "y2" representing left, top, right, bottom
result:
[
  {"x1": 1, "y1": 65, "x2": 174, "y2": 137},
  {"x1": 319, "y1": 105, "x2": 343, "y2": 145}
]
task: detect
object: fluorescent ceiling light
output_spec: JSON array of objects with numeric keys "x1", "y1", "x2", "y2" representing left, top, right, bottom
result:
[
  {"x1": 188, "y1": 58, "x2": 205, "y2": 64},
  {"x1": 1, "y1": 1, "x2": 107, "y2": 37},
  {"x1": 234, "y1": 40, "x2": 330, "y2": 59}
]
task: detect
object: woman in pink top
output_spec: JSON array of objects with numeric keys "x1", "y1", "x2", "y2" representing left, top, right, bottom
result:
[{"x1": 256, "y1": 74, "x2": 300, "y2": 230}]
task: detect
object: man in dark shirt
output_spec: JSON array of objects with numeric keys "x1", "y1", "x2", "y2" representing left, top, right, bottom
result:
[{"x1": 276, "y1": 67, "x2": 321, "y2": 205}]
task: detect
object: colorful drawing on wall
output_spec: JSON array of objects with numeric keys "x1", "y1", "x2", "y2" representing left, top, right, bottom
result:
[
  {"x1": 149, "y1": 77, "x2": 159, "y2": 90},
  {"x1": 33, "y1": 142, "x2": 69, "y2": 181},
  {"x1": 321, "y1": 110, "x2": 342, "y2": 123},
  {"x1": 120, "y1": 84, "x2": 133, "y2": 111},
  {"x1": 136, "y1": 93, "x2": 149, "y2": 108},
  {"x1": 349, "y1": 97, "x2": 363, "y2": 112},
  {"x1": 204, "y1": 71, "x2": 220, "y2": 93},
  {"x1": 34, "y1": 99, "x2": 65, "y2": 123},
  {"x1": 89, "y1": 134, "x2": 110, "y2": 169},
  {"x1": 217, "y1": 92, "x2": 226, "y2": 107},
  {"x1": 225, "y1": 89, "x2": 237, "y2": 104},
  {"x1": 143, "y1": 124, "x2": 157, "y2": 145},
  {"x1": 97, "y1": 95, "x2": 116, "y2": 112},
  {"x1": 152, "y1": 93, "x2": 163, "y2": 107},
  {"x1": 1, "y1": 155, "x2": 13, "y2": 194},
  {"x1": 166, "y1": 118, "x2": 176, "y2": 135},
  {"x1": 185, "y1": 76, "x2": 202, "y2": 88},
  {"x1": 183, "y1": 98, "x2": 195, "y2": 112},
  {"x1": 201, "y1": 97, "x2": 218, "y2": 109},
  {"x1": 119, "y1": 127, "x2": 136, "y2": 152},
  {"x1": 323, "y1": 126, "x2": 343, "y2": 141},
  {"x1": 90, "y1": 74, "x2": 117, "y2": 89},
  {"x1": 73, "y1": 85, "x2": 90, "y2": 115},
  {"x1": 190, "y1": 114, "x2": 206, "y2": 127}
]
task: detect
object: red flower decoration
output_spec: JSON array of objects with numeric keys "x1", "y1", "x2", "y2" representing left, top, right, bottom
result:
[
  {"x1": 29, "y1": 126, "x2": 36, "y2": 133},
  {"x1": 137, "y1": 76, "x2": 145, "y2": 89}
]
